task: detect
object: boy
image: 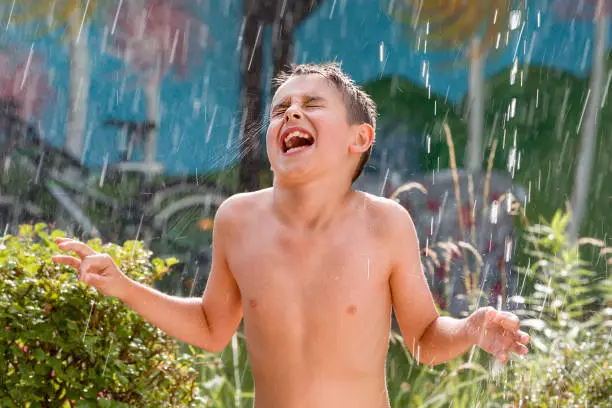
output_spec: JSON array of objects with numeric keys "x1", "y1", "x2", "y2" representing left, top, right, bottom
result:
[{"x1": 53, "y1": 63, "x2": 530, "y2": 408}]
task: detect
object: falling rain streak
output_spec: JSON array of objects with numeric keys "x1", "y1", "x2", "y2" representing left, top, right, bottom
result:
[{"x1": 0, "y1": 1, "x2": 610, "y2": 406}]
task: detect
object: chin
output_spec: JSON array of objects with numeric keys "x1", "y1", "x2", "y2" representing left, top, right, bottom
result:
[{"x1": 272, "y1": 167, "x2": 312, "y2": 185}]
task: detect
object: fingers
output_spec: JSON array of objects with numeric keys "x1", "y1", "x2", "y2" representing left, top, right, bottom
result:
[
  {"x1": 490, "y1": 310, "x2": 521, "y2": 332},
  {"x1": 510, "y1": 341, "x2": 529, "y2": 356},
  {"x1": 51, "y1": 255, "x2": 81, "y2": 269},
  {"x1": 514, "y1": 330, "x2": 530, "y2": 344},
  {"x1": 79, "y1": 269, "x2": 104, "y2": 287},
  {"x1": 56, "y1": 238, "x2": 97, "y2": 259},
  {"x1": 497, "y1": 340, "x2": 530, "y2": 364},
  {"x1": 75, "y1": 254, "x2": 112, "y2": 288},
  {"x1": 80, "y1": 254, "x2": 112, "y2": 275}
]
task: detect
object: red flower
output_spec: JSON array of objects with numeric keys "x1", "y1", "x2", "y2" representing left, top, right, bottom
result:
[
  {"x1": 427, "y1": 199, "x2": 441, "y2": 212},
  {"x1": 459, "y1": 205, "x2": 474, "y2": 229},
  {"x1": 432, "y1": 291, "x2": 447, "y2": 310},
  {"x1": 486, "y1": 239, "x2": 496, "y2": 253},
  {"x1": 434, "y1": 265, "x2": 445, "y2": 280},
  {"x1": 492, "y1": 282, "x2": 502, "y2": 298}
]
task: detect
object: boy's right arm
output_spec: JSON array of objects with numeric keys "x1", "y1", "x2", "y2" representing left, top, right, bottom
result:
[{"x1": 52, "y1": 198, "x2": 243, "y2": 353}]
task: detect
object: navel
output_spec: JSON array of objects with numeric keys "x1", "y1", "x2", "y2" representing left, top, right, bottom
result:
[{"x1": 346, "y1": 305, "x2": 357, "y2": 315}]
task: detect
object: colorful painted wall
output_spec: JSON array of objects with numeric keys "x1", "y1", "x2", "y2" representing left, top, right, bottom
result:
[
  {"x1": 1, "y1": 0, "x2": 610, "y2": 175},
  {"x1": 1, "y1": 0, "x2": 611, "y2": 314}
]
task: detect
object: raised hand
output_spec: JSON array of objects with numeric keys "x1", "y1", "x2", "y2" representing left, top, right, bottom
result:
[
  {"x1": 468, "y1": 307, "x2": 531, "y2": 365},
  {"x1": 51, "y1": 237, "x2": 131, "y2": 300}
]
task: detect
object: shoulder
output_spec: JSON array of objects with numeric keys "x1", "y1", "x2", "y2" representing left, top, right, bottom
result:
[
  {"x1": 358, "y1": 191, "x2": 413, "y2": 224},
  {"x1": 357, "y1": 191, "x2": 419, "y2": 244},
  {"x1": 214, "y1": 188, "x2": 272, "y2": 231}
]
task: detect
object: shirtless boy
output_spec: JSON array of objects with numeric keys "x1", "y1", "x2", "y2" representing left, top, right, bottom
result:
[{"x1": 53, "y1": 62, "x2": 530, "y2": 408}]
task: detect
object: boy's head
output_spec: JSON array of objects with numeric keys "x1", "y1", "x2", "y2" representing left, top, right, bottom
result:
[{"x1": 267, "y1": 62, "x2": 377, "y2": 184}]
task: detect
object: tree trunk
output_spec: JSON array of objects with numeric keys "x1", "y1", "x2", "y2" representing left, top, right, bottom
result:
[
  {"x1": 143, "y1": 75, "x2": 160, "y2": 164},
  {"x1": 65, "y1": 7, "x2": 90, "y2": 163},
  {"x1": 238, "y1": 0, "x2": 323, "y2": 191},
  {"x1": 567, "y1": 5, "x2": 608, "y2": 243},
  {"x1": 465, "y1": 37, "x2": 484, "y2": 173},
  {"x1": 271, "y1": 12, "x2": 293, "y2": 88},
  {"x1": 238, "y1": 2, "x2": 264, "y2": 192}
]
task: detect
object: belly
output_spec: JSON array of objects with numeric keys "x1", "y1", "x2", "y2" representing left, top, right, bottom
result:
[
  {"x1": 252, "y1": 375, "x2": 391, "y2": 408},
  {"x1": 242, "y1": 296, "x2": 392, "y2": 407}
]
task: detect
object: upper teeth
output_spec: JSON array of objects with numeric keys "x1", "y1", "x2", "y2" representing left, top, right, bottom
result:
[{"x1": 284, "y1": 131, "x2": 311, "y2": 145}]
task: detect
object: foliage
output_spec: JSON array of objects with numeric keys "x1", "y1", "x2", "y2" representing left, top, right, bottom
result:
[
  {"x1": 484, "y1": 61, "x2": 612, "y2": 246},
  {"x1": 0, "y1": 223, "x2": 205, "y2": 407},
  {"x1": 503, "y1": 210, "x2": 612, "y2": 406},
  {"x1": 384, "y1": 210, "x2": 612, "y2": 407},
  {"x1": 187, "y1": 333, "x2": 254, "y2": 408},
  {"x1": 362, "y1": 76, "x2": 470, "y2": 174},
  {"x1": 386, "y1": 330, "x2": 499, "y2": 407},
  {"x1": 389, "y1": 0, "x2": 523, "y2": 57}
]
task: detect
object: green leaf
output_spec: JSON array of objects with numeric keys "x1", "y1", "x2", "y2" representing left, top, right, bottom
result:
[
  {"x1": 33, "y1": 348, "x2": 46, "y2": 361},
  {"x1": 165, "y1": 257, "x2": 179, "y2": 267}
]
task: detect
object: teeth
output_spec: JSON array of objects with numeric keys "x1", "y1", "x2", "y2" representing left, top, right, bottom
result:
[{"x1": 284, "y1": 131, "x2": 312, "y2": 145}]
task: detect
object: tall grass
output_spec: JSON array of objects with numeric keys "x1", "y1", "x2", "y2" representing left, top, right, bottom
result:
[{"x1": 182, "y1": 126, "x2": 611, "y2": 406}]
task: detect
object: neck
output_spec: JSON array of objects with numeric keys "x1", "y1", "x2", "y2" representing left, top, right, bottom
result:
[{"x1": 272, "y1": 176, "x2": 354, "y2": 230}]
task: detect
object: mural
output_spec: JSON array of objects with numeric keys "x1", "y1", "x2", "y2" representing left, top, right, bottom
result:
[{"x1": 0, "y1": 0, "x2": 611, "y2": 315}]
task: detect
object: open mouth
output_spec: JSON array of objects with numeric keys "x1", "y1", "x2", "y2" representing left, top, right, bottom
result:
[{"x1": 282, "y1": 130, "x2": 315, "y2": 153}]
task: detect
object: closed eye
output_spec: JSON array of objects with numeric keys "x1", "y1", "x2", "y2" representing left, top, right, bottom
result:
[{"x1": 271, "y1": 108, "x2": 287, "y2": 117}]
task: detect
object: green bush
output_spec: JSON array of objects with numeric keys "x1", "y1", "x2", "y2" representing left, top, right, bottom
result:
[
  {"x1": 0, "y1": 223, "x2": 205, "y2": 407},
  {"x1": 504, "y1": 211, "x2": 612, "y2": 406},
  {"x1": 193, "y1": 211, "x2": 611, "y2": 407},
  {"x1": 383, "y1": 210, "x2": 612, "y2": 407}
]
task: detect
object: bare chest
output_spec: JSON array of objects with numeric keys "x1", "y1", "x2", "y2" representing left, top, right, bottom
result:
[{"x1": 227, "y1": 223, "x2": 391, "y2": 321}]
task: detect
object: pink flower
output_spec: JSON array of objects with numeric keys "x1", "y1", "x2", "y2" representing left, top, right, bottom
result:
[
  {"x1": 105, "y1": 0, "x2": 210, "y2": 84},
  {"x1": 554, "y1": 0, "x2": 612, "y2": 20},
  {"x1": 0, "y1": 46, "x2": 53, "y2": 120},
  {"x1": 51, "y1": 371, "x2": 55, "y2": 377}
]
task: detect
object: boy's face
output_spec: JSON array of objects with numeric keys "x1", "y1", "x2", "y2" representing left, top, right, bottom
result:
[{"x1": 266, "y1": 74, "x2": 371, "y2": 183}]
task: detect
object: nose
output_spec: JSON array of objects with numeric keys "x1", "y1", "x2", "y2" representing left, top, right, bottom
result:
[{"x1": 284, "y1": 105, "x2": 303, "y2": 122}]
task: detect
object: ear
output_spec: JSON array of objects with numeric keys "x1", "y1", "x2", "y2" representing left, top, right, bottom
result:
[{"x1": 348, "y1": 123, "x2": 375, "y2": 154}]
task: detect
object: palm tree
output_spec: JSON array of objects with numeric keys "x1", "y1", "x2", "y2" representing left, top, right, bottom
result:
[
  {"x1": 239, "y1": 0, "x2": 323, "y2": 191},
  {"x1": 390, "y1": 0, "x2": 523, "y2": 172},
  {"x1": 554, "y1": 0, "x2": 609, "y2": 243},
  {"x1": 5, "y1": 0, "x2": 101, "y2": 162},
  {"x1": 389, "y1": 0, "x2": 525, "y2": 316},
  {"x1": 105, "y1": 0, "x2": 209, "y2": 168}
]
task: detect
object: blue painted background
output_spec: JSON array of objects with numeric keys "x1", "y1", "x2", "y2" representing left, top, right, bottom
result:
[{"x1": 0, "y1": 0, "x2": 607, "y2": 175}]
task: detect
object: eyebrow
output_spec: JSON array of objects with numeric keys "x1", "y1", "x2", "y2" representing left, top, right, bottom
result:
[{"x1": 271, "y1": 95, "x2": 326, "y2": 111}]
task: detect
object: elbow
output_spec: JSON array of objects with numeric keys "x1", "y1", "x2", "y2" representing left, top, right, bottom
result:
[
  {"x1": 197, "y1": 323, "x2": 232, "y2": 353},
  {"x1": 197, "y1": 327, "x2": 231, "y2": 353},
  {"x1": 202, "y1": 342, "x2": 227, "y2": 354},
  {"x1": 414, "y1": 351, "x2": 443, "y2": 367},
  {"x1": 196, "y1": 335, "x2": 229, "y2": 353},
  {"x1": 420, "y1": 358, "x2": 443, "y2": 368}
]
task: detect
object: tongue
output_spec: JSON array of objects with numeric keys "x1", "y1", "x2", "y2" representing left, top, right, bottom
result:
[{"x1": 287, "y1": 137, "x2": 310, "y2": 151}]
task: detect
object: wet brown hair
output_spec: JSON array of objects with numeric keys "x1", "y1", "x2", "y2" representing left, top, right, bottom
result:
[{"x1": 273, "y1": 62, "x2": 377, "y2": 183}]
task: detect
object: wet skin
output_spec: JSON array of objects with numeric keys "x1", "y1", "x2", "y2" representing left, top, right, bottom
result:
[{"x1": 53, "y1": 73, "x2": 530, "y2": 408}]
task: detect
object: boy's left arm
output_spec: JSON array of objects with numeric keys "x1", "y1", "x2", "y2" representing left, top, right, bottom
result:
[{"x1": 386, "y1": 201, "x2": 530, "y2": 367}]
